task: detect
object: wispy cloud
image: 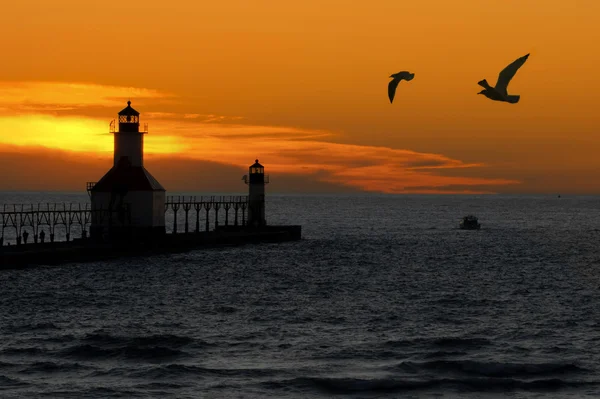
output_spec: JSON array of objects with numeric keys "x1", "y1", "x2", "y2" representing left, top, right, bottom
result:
[
  {"x1": 0, "y1": 81, "x2": 171, "y2": 115},
  {"x1": 141, "y1": 117, "x2": 519, "y2": 193},
  {"x1": 144, "y1": 112, "x2": 245, "y2": 124},
  {"x1": 0, "y1": 81, "x2": 521, "y2": 193}
]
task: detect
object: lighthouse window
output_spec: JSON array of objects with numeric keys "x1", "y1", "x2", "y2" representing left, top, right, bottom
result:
[{"x1": 119, "y1": 115, "x2": 139, "y2": 123}]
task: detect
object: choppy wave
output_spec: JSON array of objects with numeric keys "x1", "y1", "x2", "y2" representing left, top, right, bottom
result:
[
  {"x1": 393, "y1": 360, "x2": 589, "y2": 378},
  {"x1": 40, "y1": 386, "x2": 144, "y2": 398},
  {"x1": 59, "y1": 344, "x2": 186, "y2": 361},
  {"x1": 133, "y1": 382, "x2": 190, "y2": 390},
  {"x1": 384, "y1": 336, "x2": 492, "y2": 350},
  {"x1": 3, "y1": 322, "x2": 59, "y2": 333},
  {"x1": 82, "y1": 333, "x2": 195, "y2": 348},
  {"x1": 18, "y1": 361, "x2": 92, "y2": 374},
  {"x1": 422, "y1": 350, "x2": 467, "y2": 358},
  {"x1": 0, "y1": 375, "x2": 28, "y2": 388},
  {"x1": 25, "y1": 333, "x2": 201, "y2": 363},
  {"x1": 1, "y1": 347, "x2": 44, "y2": 356},
  {"x1": 128, "y1": 364, "x2": 283, "y2": 379},
  {"x1": 263, "y1": 376, "x2": 597, "y2": 394}
]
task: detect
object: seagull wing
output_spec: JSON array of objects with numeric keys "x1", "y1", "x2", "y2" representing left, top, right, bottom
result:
[
  {"x1": 478, "y1": 79, "x2": 492, "y2": 89},
  {"x1": 495, "y1": 53, "x2": 529, "y2": 96},
  {"x1": 388, "y1": 78, "x2": 400, "y2": 103},
  {"x1": 392, "y1": 71, "x2": 415, "y2": 81},
  {"x1": 388, "y1": 71, "x2": 415, "y2": 103}
]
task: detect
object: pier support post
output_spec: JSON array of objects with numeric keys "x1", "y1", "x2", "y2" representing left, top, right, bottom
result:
[
  {"x1": 224, "y1": 203, "x2": 231, "y2": 226},
  {"x1": 171, "y1": 201, "x2": 181, "y2": 234},
  {"x1": 241, "y1": 202, "x2": 247, "y2": 227},
  {"x1": 214, "y1": 202, "x2": 221, "y2": 229},
  {"x1": 203, "y1": 202, "x2": 212, "y2": 232},
  {"x1": 183, "y1": 201, "x2": 192, "y2": 233},
  {"x1": 194, "y1": 203, "x2": 201, "y2": 233}
]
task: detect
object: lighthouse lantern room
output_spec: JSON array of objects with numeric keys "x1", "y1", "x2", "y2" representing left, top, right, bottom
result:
[{"x1": 90, "y1": 101, "x2": 166, "y2": 240}]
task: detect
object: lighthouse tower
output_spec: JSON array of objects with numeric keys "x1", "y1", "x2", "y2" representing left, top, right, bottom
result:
[
  {"x1": 89, "y1": 101, "x2": 166, "y2": 240},
  {"x1": 113, "y1": 101, "x2": 144, "y2": 167},
  {"x1": 244, "y1": 159, "x2": 268, "y2": 227}
]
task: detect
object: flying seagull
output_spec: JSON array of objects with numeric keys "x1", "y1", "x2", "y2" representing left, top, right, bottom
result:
[
  {"x1": 477, "y1": 53, "x2": 529, "y2": 103},
  {"x1": 388, "y1": 71, "x2": 415, "y2": 103}
]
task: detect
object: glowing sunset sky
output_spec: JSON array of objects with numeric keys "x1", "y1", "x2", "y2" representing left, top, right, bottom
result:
[{"x1": 1, "y1": 0, "x2": 599, "y2": 193}]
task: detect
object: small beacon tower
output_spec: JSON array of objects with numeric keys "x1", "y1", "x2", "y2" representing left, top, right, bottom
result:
[
  {"x1": 244, "y1": 159, "x2": 268, "y2": 227},
  {"x1": 89, "y1": 101, "x2": 166, "y2": 240}
]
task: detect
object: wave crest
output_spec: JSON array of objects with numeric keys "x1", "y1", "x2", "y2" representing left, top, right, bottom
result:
[{"x1": 263, "y1": 376, "x2": 597, "y2": 394}]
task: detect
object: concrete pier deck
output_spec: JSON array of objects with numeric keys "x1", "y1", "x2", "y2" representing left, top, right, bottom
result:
[{"x1": 0, "y1": 225, "x2": 301, "y2": 269}]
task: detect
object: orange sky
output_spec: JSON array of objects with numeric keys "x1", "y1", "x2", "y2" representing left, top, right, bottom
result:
[{"x1": 1, "y1": 0, "x2": 599, "y2": 194}]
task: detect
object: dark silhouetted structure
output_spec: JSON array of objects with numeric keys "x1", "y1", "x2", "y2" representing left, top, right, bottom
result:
[
  {"x1": 89, "y1": 101, "x2": 166, "y2": 240},
  {"x1": 243, "y1": 160, "x2": 268, "y2": 227},
  {"x1": 460, "y1": 215, "x2": 481, "y2": 230}
]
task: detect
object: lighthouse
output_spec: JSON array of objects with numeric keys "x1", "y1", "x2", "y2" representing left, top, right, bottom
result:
[
  {"x1": 89, "y1": 101, "x2": 166, "y2": 240},
  {"x1": 244, "y1": 159, "x2": 268, "y2": 227}
]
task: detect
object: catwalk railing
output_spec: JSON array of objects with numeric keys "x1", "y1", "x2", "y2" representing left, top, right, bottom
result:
[
  {"x1": 1, "y1": 195, "x2": 251, "y2": 246},
  {"x1": 164, "y1": 196, "x2": 249, "y2": 234},
  {"x1": 0, "y1": 203, "x2": 129, "y2": 246}
]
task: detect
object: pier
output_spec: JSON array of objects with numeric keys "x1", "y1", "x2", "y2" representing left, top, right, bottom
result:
[
  {"x1": 0, "y1": 195, "x2": 301, "y2": 269},
  {"x1": 1, "y1": 196, "x2": 253, "y2": 246},
  {"x1": 0, "y1": 199, "x2": 301, "y2": 268}
]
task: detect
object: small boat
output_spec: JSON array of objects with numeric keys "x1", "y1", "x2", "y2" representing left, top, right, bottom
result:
[{"x1": 460, "y1": 215, "x2": 481, "y2": 230}]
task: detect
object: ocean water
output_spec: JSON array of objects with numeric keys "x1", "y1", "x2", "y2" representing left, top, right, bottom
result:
[{"x1": 1, "y1": 193, "x2": 600, "y2": 398}]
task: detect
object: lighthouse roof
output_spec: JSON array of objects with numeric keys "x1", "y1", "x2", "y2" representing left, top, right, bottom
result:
[
  {"x1": 118, "y1": 101, "x2": 139, "y2": 116},
  {"x1": 250, "y1": 159, "x2": 263, "y2": 168},
  {"x1": 92, "y1": 157, "x2": 165, "y2": 192}
]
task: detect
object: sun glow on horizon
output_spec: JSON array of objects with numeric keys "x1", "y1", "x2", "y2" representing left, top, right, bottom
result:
[
  {"x1": 0, "y1": 115, "x2": 186, "y2": 156},
  {"x1": 0, "y1": 115, "x2": 113, "y2": 153}
]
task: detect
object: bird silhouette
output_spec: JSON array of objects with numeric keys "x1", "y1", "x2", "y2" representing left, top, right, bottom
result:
[
  {"x1": 477, "y1": 54, "x2": 529, "y2": 103},
  {"x1": 388, "y1": 71, "x2": 415, "y2": 103}
]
